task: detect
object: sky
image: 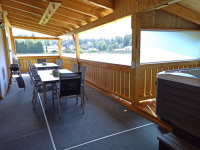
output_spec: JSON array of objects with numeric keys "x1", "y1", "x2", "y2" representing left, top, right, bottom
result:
[{"x1": 79, "y1": 16, "x2": 132, "y2": 39}]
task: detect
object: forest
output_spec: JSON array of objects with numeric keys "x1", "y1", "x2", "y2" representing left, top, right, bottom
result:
[{"x1": 15, "y1": 34, "x2": 132, "y2": 54}]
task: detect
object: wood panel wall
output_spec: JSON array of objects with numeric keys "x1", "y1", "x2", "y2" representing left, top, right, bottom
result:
[{"x1": 142, "y1": 10, "x2": 200, "y2": 29}]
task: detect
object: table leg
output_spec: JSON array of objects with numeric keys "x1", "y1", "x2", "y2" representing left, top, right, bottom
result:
[{"x1": 42, "y1": 82, "x2": 48, "y2": 111}]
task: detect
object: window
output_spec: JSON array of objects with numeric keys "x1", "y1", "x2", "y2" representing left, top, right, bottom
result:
[
  {"x1": 15, "y1": 39, "x2": 58, "y2": 55},
  {"x1": 140, "y1": 31, "x2": 200, "y2": 63},
  {"x1": 62, "y1": 36, "x2": 76, "y2": 58},
  {"x1": 79, "y1": 16, "x2": 132, "y2": 65},
  {"x1": 12, "y1": 28, "x2": 59, "y2": 55}
]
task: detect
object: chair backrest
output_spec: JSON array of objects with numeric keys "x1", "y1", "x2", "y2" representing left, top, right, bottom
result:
[
  {"x1": 56, "y1": 59, "x2": 60, "y2": 65},
  {"x1": 37, "y1": 59, "x2": 46, "y2": 63},
  {"x1": 28, "y1": 60, "x2": 32, "y2": 68},
  {"x1": 80, "y1": 66, "x2": 87, "y2": 80},
  {"x1": 59, "y1": 72, "x2": 82, "y2": 97},
  {"x1": 72, "y1": 64, "x2": 78, "y2": 72},
  {"x1": 59, "y1": 60, "x2": 63, "y2": 69},
  {"x1": 29, "y1": 67, "x2": 39, "y2": 80}
]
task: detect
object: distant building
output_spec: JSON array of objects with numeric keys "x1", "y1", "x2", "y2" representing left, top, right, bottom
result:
[
  {"x1": 124, "y1": 46, "x2": 132, "y2": 51},
  {"x1": 44, "y1": 46, "x2": 58, "y2": 52}
]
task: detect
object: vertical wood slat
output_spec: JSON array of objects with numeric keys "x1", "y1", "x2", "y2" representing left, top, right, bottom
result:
[
  {"x1": 151, "y1": 68, "x2": 157, "y2": 94},
  {"x1": 124, "y1": 72, "x2": 130, "y2": 98},
  {"x1": 139, "y1": 60, "x2": 200, "y2": 100},
  {"x1": 138, "y1": 68, "x2": 145, "y2": 98},
  {"x1": 17, "y1": 56, "x2": 200, "y2": 104},
  {"x1": 116, "y1": 70, "x2": 120, "y2": 94},
  {"x1": 145, "y1": 68, "x2": 151, "y2": 96},
  {"x1": 17, "y1": 56, "x2": 59, "y2": 73},
  {"x1": 121, "y1": 71, "x2": 125, "y2": 96}
]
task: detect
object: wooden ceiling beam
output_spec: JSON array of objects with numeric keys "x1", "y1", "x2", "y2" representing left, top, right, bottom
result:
[
  {"x1": 162, "y1": 3, "x2": 200, "y2": 25},
  {"x1": 139, "y1": 0, "x2": 182, "y2": 12},
  {"x1": 10, "y1": 17, "x2": 65, "y2": 33},
  {"x1": 39, "y1": 1, "x2": 61, "y2": 25},
  {"x1": 9, "y1": 0, "x2": 47, "y2": 10},
  {"x1": 0, "y1": 0, "x2": 44, "y2": 15},
  {"x1": 11, "y1": 23, "x2": 63, "y2": 36},
  {"x1": 12, "y1": 24, "x2": 59, "y2": 36},
  {"x1": 51, "y1": 13, "x2": 82, "y2": 27},
  {"x1": 8, "y1": 14, "x2": 68, "y2": 33},
  {"x1": 0, "y1": 5, "x2": 11, "y2": 27},
  {"x1": 11, "y1": 24, "x2": 63, "y2": 37},
  {"x1": 61, "y1": 0, "x2": 103, "y2": 18},
  {"x1": 62, "y1": 13, "x2": 115, "y2": 37},
  {"x1": 4, "y1": 6, "x2": 72, "y2": 31},
  {"x1": 3, "y1": 6, "x2": 41, "y2": 20},
  {"x1": 87, "y1": 0, "x2": 114, "y2": 10},
  {"x1": 56, "y1": 7, "x2": 90, "y2": 23}
]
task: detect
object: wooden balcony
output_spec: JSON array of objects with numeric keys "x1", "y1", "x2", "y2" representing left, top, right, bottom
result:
[{"x1": 16, "y1": 54, "x2": 200, "y2": 131}]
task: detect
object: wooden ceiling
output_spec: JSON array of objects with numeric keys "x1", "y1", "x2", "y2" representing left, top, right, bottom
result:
[
  {"x1": 0, "y1": 0, "x2": 200, "y2": 37},
  {"x1": 0, "y1": 0, "x2": 114, "y2": 37}
]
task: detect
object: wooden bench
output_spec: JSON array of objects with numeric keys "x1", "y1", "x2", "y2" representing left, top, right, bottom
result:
[{"x1": 158, "y1": 132, "x2": 200, "y2": 150}]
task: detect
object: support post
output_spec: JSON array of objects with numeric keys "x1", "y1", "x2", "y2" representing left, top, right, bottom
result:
[
  {"x1": 58, "y1": 38, "x2": 62, "y2": 56},
  {"x1": 72, "y1": 33, "x2": 80, "y2": 69},
  {"x1": 131, "y1": 13, "x2": 142, "y2": 106},
  {"x1": 9, "y1": 28, "x2": 16, "y2": 55}
]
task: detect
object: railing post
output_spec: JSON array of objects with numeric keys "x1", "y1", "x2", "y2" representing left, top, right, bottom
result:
[
  {"x1": 58, "y1": 38, "x2": 62, "y2": 56},
  {"x1": 131, "y1": 13, "x2": 142, "y2": 106},
  {"x1": 72, "y1": 33, "x2": 81, "y2": 70}
]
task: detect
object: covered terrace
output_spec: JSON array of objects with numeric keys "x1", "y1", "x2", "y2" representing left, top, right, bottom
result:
[{"x1": 1, "y1": 0, "x2": 200, "y2": 134}]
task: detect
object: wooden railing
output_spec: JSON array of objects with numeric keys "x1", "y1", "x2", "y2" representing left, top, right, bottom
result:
[
  {"x1": 17, "y1": 56, "x2": 200, "y2": 106},
  {"x1": 139, "y1": 60, "x2": 200, "y2": 101},
  {"x1": 17, "y1": 55, "x2": 60, "y2": 73},
  {"x1": 61, "y1": 57, "x2": 134, "y2": 104}
]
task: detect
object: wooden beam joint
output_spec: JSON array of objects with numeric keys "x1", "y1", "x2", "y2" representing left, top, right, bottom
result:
[{"x1": 39, "y1": 1, "x2": 61, "y2": 25}]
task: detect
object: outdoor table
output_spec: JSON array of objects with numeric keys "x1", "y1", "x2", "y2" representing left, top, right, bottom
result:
[
  {"x1": 38, "y1": 69, "x2": 72, "y2": 111},
  {"x1": 34, "y1": 63, "x2": 59, "y2": 70}
]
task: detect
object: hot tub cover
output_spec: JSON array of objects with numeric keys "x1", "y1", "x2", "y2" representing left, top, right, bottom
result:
[{"x1": 157, "y1": 68, "x2": 200, "y2": 87}]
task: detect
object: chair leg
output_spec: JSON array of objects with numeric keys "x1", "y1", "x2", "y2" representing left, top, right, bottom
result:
[
  {"x1": 33, "y1": 92, "x2": 38, "y2": 109},
  {"x1": 31, "y1": 88, "x2": 35, "y2": 103},
  {"x1": 81, "y1": 88, "x2": 85, "y2": 114},
  {"x1": 58, "y1": 98, "x2": 62, "y2": 118},
  {"x1": 84, "y1": 88, "x2": 88, "y2": 100},
  {"x1": 81, "y1": 96, "x2": 85, "y2": 114},
  {"x1": 52, "y1": 90, "x2": 54, "y2": 108}
]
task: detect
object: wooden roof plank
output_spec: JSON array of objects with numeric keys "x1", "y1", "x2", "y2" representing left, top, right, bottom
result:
[
  {"x1": 139, "y1": 0, "x2": 182, "y2": 12},
  {"x1": 56, "y1": 7, "x2": 90, "y2": 23},
  {"x1": 2, "y1": 6, "x2": 41, "y2": 19},
  {"x1": 12, "y1": 24, "x2": 59, "y2": 36},
  {"x1": 8, "y1": 14, "x2": 68, "y2": 33},
  {"x1": 9, "y1": 0, "x2": 47, "y2": 10},
  {"x1": 87, "y1": 0, "x2": 114, "y2": 10},
  {"x1": 10, "y1": 18, "x2": 66, "y2": 34},
  {"x1": 61, "y1": 0, "x2": 103, "y2": 18},
  {"x1": 162, "y1": 3, "x2": 200, "y2": 25},
  {"x1": 0, "y1": 0, "x2": 44, "y2": 15}
]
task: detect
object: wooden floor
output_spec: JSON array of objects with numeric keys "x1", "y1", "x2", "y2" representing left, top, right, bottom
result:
[{"x1": 138, "y1": 99, "x2": 157, "y2": 118}]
